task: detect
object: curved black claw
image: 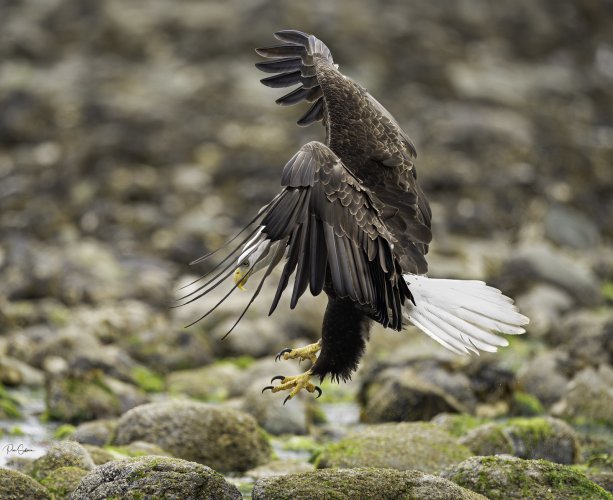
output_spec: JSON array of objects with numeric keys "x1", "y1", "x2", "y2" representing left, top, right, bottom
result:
[
  {"x1": 314, "y1": 386, "x2": 323, "y2": 399},
  {"x1": 270, "y1": 375, "x2": 285, "y2": 383},
  {"x1": 275, "y1": 348, "x2": 292, "y2": 362},
  {"x1": 283, "y1": 395, "x2": 292, "y2": 405},
  {"x1": 261, "y1": 385, "x2": 274, "y2": 394}
]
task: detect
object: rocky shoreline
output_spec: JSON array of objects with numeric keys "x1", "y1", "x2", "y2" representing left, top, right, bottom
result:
[{"x1": 1, "y1": 0, "x2": 612, "y2": 498}]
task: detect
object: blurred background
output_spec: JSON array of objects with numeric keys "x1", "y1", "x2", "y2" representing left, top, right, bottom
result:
[{"x1": 0, "y1": 0, "x2": 612, "y2": 493}]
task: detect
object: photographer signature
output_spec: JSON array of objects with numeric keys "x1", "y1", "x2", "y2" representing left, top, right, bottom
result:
[{"x1": 2, "y1": 443, "x2": 36, "y2": 455}]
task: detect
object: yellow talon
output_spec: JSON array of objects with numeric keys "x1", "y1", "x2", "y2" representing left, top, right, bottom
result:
[
  {"x1": 275, "y1": 340, "x2": 321, "y2": 364},
  {"x1": 262, "y1": 371, "x2": 322, "y2": 404}
]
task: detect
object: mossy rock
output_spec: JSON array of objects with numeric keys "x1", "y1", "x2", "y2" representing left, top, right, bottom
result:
[
  {"x1": 39, "y1": 466, "x2": 88, "y2": 499},
  {"x1": 460, "y1": 417, "x2": 580, "y2": 464},
  {"x1": 315, "y1": 422, "x2": 472, "y2": 473},
  {"x1": 0, "y1": 467, "x2": 50, "y2": 500},
  {"x1": 82, "y1": 445, "x2": 116, "y2": 465},
  {"x1": 166, "y1": 362, "x2": 243, "y2": 401},
  {"x1": 31, "y1": 441, "x2": 94, "y2": 480},
  {"x1": 45, "y1": 373, "x2": 121, "y2": 423},
  {"x1": 0, "y1": 383, "x2": 22, "y2": 419},
  {"x1": 442, "y1": 456, "x2": 612, "y2": 499},
  {"x1": 71, "y1": 456, "x2": 241, "y2": 499},
  {"x1": 114, "y1": 400, "x2": 271, "y2": 472},
  {"x1": 252, "y1": 467, "x2": 486, "y2": 499},
  {"x1": 430, "y1": 413, "x2": 487, "y2": 437},
  {"x1": 71, "y1": 419, "x2": 117, "y2": 446}
]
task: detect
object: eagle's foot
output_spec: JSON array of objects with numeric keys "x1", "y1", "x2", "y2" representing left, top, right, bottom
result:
[
  {"x1": 261, "y1": 370, "x2": 322, "y2": 404},
  {"x1": 274, "y1": 340, "x2": 321, "y2": 364}
]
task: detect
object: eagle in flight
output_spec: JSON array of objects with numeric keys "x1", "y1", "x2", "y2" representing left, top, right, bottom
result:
[{"x1": 180, "y1": 30, "x2": 529, "y2": 404}]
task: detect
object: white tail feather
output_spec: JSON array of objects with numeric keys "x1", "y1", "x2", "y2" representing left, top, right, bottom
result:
[{"x1": 403, "y1": 275, "x2": 529, "y2": 355}]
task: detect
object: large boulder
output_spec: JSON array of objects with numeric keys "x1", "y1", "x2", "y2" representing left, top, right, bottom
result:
[
  {"x1": 31, "y1": 441, "x2": 94, "y2": 481},
  {"x1": 359, "y1": 365, "x2": 472, "y2": 423},
  {"x1": 460, "y1": 417, "x2": 581, "y2": 464},
  {"x1": 315, "y1": 422, "x2": 472, "y2": 473},
  {"x1": 39, "y1": 466, "x2": 89, "y2": 499},
  {"x1": 252, "y1": 467, "x2": 485, "y2": 499},
  {"x1": 0, "y1": 467, "x2": 50, "y2": 500},
  {"x1": 442, "y1": 456, "x2": 611, "y2": 499},
  {"x1": 114, "y1": 400, "x2": 271, "y2": 472},
  {"x1": 71, "y1": 456, "x2": 241, "y2": 500},
  {"x1": 552, "y1": 364, "x2": 613, "y2": 425},
  {"x1": 71, "y1": 419, "x2": 117, "y2": 447},
  {"x1": 45, "y1": 371, "x2": 148, "y2": 423}
]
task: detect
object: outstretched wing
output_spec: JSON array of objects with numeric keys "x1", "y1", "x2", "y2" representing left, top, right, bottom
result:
[
  {"x1": 255, "y1": 30, "x2": 333, "y2": 127},
  {"x1": 262, "y1": 141, "x2": 412, "y2": 331},
  {"x1": 256, "y1": 30, "x2": 432, "y2": 275},
  {"x1": 180, "y1": 141, "x2": 412, "y2": 332}
]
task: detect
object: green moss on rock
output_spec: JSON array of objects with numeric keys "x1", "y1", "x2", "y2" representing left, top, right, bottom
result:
[
  {"x1": 0, "y1": 467, "x2": 50, "y2": 500},
  {"x1": 315, "y1": 422, "x2": 472, "y2": 473},
  {"x1": 460, "y1": 417, "x2": 580, "y2": 464},
  {"x1": 252, "y1": 467, "x2": 485, "y2": 499},
  {"x1": 431, "y1": 413, "x2": 488, "y2": 437},
  {"x1": 130, "y1": 366, "x2": 165, "y2": 393},
  {"x1": 71, "y1": 456, "x2": 241, "y2": 499},
  {"x1": 114, "y1": 400, "x2": 271, "y2": 472},
  {"x1": 442, "y1": 455, "x2": 612, "y2": 499},
  {"x1": 31, "y1": 441, "x2": 94, "y2": 480},
  {"x1": 40, "y1": 466, "x2": 88, "y2": 499},
  {"x1": 0, "y1": 383, "x2": 22, "y2": 419}
]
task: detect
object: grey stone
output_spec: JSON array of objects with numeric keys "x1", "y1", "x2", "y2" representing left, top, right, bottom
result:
[
  {"x1": 442, "y1": 455, "x2": 611, "y2": 499},
  {"x1": 31, "y1": 441, "x2": 94, "y2": 481},
  {"x1": 71, "y1": 456, "x2": 241, "y2": 500},
  {"x1": 252, "y1": 467, "x2": 485, "y2": 499},
  {"x1": 316, "y1": 422, "x2": 472, "y2": 473},
  {"x1": 460, "y1": 417, "x2": 581, "y2": 464},
  {"x1": 552, "y1": 364, "x2": 613, "y2": 425},
  {"x1": 0, "y1": 467, "x2": 50, "y2": 500},
  {"x1": 71, "y1": 419, "x2": 118, "y2": 447},
  {"x1": 545, "y1": 204, "x2": 600, "y2": 249},
  {"x1": 360, "y1": 366, "x2": 472, "y2": 423},
  {"x1": 114, "y1": 400, "x2": 271, "y2": 472}
]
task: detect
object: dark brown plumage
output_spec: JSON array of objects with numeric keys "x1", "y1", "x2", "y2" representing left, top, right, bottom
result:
[{"x1": 181, "y1": 30, "x2": 527, "y2": 400}]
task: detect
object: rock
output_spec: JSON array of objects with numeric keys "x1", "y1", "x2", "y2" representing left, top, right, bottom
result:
[
  {"x1": 31, "y1": 441, "x2": 94, "y2": 480},
  {"x1": 0, "y1": 467, "x2": 50, "y2": 500},
  {"x1": 554, "y1": 310, "x2": 613, "y2": 371},
  {"x1": 359, "y1": 365, "x2": 472, "y2": 423},
  {"x1": 442, "y1": 456, "x2": 611, "y2": 499},
  {"x1": 252, "y1": 467, "x2": 485, "y2": 499},
  {"x1": 39, "y1": 466, "x2": 88, "y2": 499},
  {"x1": 514, "y1": 284, "x2": 573, "y2": 338},
  {"x1": 517, "y1": 351, "x2": 570, "y2": 408},
  {"x1": 430, "y1": 413, "x2": 487, "y2": 437},
  {"x1": 71, "y1": 419, "x2": 117, "y2": 447},
  {"x1": 498, "y1": 244, "x2": 601, "y2": 306},
  {"x1": 246, "y1": 460, "x2": 314, "y2": 481},
  {"x1": 545, "y1": 204, "x2": 600, "y2": 249},
  {"x1": 552, "y1": 365, "x2": 613, "y2": 425},
  {"x1": 71, "y1": 456, "x2": 242, "y2": 500},
  {"x1": 114, "y1": 400, "x2": 271, "y2": 472},
  {"x1": 0, "y1": 356, "x2": 44, "y2": 387},
  {"x1": 240, "y1": 376, "x2": 310, "y2": 435},
  {"x1": 115, "y1": 440, "x2": 173, "y2": 457},
  {"x1": 460, "y1": 417, "x2": 581, "y2": 464},
  {"x1": 316, "y1": 422, "x2": 472, "y2": 473},
  {"x1": 588, "y1": 471, "x2": 613, "y2": 495},
  {"x1": 81, "y1": 445, "x2": 116, "y2": 465},
  {"x1": 45, "y1": 371, "x2": 148, "y2": 423},
  {"x1": 167, "y1": 362, "x2": 244, "y2": 401}
]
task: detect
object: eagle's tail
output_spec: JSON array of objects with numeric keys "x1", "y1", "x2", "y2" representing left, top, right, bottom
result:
[{"x1": 402, "y1": 274, "x2": 529, "y2": 355}]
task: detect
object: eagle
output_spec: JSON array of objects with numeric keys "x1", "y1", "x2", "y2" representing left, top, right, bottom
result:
[{"x1": 180, "y1": 30, "x2": 529, "y2": 404}]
